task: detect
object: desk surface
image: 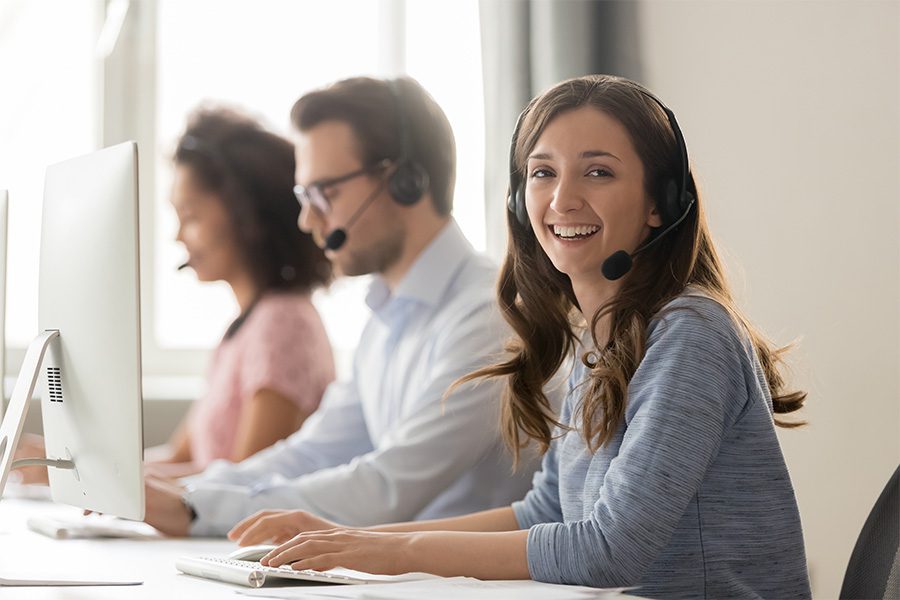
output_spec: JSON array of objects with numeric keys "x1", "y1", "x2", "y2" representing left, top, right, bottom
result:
[
  {"x1": 0, "y1": 498, "x2": 636, "y2": 599},
  {"x1": 0, "y1": 498, "x2": 236, "y2": 599}
]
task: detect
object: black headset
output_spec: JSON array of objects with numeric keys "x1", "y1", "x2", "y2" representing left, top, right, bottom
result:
[
  {"x1": 386, "y1": 79, "x2": 430, "y2": 206},
  {"x1": 506, "y1": 84, "x2": 696, "y2": 233}
]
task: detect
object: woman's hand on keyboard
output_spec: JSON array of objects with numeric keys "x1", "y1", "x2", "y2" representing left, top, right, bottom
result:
[
  {"x1": 259, "y1": 529, "x2": 415, "y2": 575},
  {"x1": 228, "y1": 510, "x2": 340, "y2": 546}
]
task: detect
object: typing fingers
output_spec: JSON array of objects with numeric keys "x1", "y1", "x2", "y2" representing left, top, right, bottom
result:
[
  {"x1": 228, "y1": 510, "x2": 282, "y2": 541},
  {"x1": 261, "y1": 535, "x2": 340, "y2": 568},
  {"x1": 234, "y1": 516, "x2": 288, "y2": 546},
  {"x1": 260, "y1": 529, "x2": 404, "y2": 575}
]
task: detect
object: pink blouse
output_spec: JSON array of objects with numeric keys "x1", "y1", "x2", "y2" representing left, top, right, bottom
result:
[{"x1": 188, "y1": 292, "x2": 334, "y2": 468}]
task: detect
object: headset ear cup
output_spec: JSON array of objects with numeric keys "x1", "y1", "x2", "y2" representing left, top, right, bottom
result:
[
  {"x1": 681, "y1": 190, "x2": 696, "y2": 224},
  {"x1": 683, "y1": 189, "x2": 696, "y2": 213},
  {"x1": 514, "y1": 185, "x2": 528, "y2": 226},
  {"x1": 389, "y1": 162, "x2": 429, "y2": 206},
  {"x1": 661, "y1": 178, "x2": 680, "y2": 225},
  {"x1": 507, "y1": 176, "x2": 528, "y2": 226},
  {"x1": 506, "y1": 186, "x2": 517, "y2": 215}
]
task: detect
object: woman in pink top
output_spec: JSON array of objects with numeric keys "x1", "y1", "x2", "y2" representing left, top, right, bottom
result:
[
  {"x1": 14, "y1": 108, "x2": 334, "y2": 485},
  {"x1": 144, "y1": 107, "x2": 335, "y2": 478}
]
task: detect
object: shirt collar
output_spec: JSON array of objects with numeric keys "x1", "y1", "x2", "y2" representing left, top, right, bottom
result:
[{"x1": 365, "y1": 220, "x2": 474, "y2": 313}]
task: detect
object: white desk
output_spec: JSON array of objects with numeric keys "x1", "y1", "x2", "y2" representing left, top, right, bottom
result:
[
  {"x1": 0, "y1": 498, "x2": 636, "y2": 599},
  {"x1": 0, "y1": 498, "x2": 235, "y2": 599}
]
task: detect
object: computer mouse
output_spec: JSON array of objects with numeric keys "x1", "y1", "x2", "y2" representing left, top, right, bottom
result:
[{"x1": 227, "y1": 544, "x2": 278, "y2": 562}]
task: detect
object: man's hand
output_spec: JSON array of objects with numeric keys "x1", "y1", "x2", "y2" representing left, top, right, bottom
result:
[
  {"x1": 11, "y1": 433, "x2": 49, "y2": 485},
  {"x1": 142, "y1": 475, "x2": 192, "y2": 537},
  {"x1": 228, "y1": 510, "x2": 341, "y2": 546}
]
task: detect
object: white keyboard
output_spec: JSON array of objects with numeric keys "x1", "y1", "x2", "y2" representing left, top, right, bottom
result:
[{"x1": 176, "y1": 556, "x2": 368, "y2": 588}]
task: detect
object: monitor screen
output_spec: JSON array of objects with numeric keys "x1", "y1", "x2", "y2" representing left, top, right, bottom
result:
[{"x1": 0, "y1": 143, "x2": 144, "y2": 521}]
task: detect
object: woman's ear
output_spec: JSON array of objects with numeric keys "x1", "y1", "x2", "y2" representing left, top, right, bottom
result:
[{"x1": 646, "y1": 200, "x2": 664, "y2": 228}]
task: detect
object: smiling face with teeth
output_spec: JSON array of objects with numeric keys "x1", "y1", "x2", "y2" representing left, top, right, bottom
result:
[{"x1": 524, "y1": 105, "x2": 663, "y2": 289}]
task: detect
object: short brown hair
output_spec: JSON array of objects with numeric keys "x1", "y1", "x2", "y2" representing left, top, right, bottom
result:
[{"x1": 290, "y1": 76, "x2": 456, "y2": 215}]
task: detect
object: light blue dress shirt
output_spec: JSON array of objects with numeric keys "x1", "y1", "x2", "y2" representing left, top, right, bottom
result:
[{"x1": 183, "y1": 221, "x2": 539, "y2": 536}]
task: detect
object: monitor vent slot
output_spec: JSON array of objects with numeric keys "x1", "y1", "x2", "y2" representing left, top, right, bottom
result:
[{"x1": 47, "y1": 367, "x2": 63, "y2": 403}]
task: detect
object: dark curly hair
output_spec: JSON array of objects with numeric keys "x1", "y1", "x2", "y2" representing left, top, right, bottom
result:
[{"x1": 174, "y1": 107, "x2": 331, "y2": 294}]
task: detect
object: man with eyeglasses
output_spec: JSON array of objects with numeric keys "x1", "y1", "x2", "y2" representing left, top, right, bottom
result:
[{"x1": 140, "y1": 76, "x2": 543, "y2": 538}]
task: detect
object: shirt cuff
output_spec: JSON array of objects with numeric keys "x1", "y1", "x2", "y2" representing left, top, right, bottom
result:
[
  {"x1": 183, "y1": 480, "x2": 316, "y2": 538},
  {"x1": 525, "y1": 522, "x2": 564, "y2": 584},
  {"x1": 182, "y1": 483, "x2": 251, "y2": 537}
]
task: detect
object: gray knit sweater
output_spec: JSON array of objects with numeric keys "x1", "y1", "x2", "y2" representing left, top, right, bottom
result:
[{"x1": 512, "y1": 294, "x2": 811, "y2": 599}]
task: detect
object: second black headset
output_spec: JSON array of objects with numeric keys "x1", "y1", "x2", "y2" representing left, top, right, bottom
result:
[
  {"x1": 323, "y1": 79, "x2": 430, "y2": 251},
  {"x1": 386, "y1": 79, "x2": 430, "y2": 206}
]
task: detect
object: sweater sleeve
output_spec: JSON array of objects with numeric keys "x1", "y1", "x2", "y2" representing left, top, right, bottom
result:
[
  {"x1": 512, "y1": 440, "x2": 563, "y2": 528},
  {"x1": 525, "y1": 298, "x2": 751, "y2": 587},
  {"x1": 512, "y1": 367, "x2": 579, "y2": 529}
]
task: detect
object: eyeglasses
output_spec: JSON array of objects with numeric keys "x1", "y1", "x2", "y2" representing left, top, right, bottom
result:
[{"x1": 293, "y1": 160, "x2": 390, "y2": 215}]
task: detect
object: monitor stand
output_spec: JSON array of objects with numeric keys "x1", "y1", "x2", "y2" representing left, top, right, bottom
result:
[{"x1": 0, "y1": 330, "x2": 142, "y2": 587}]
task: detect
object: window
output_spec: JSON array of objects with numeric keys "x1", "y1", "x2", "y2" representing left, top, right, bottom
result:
[
  {"x1": 153, "y1": 0, "x2": 385, "y2": 368},
  {"x1": 2, "y1": 0, "x2": 486, "y2": 384},
  {"x1": 151, "y1": 0, "x2": 485, "y2": 377},
  {"x1": 0, "y1": 0, "x2": 100, "y2": 350},
  {"x1": 405, "y1": 0, "x2": 485, "y2": 253}
]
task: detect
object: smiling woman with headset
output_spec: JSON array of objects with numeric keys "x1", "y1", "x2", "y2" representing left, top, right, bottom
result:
[{"x1": 226, "y1": 75, "x2": 811, "y2": 599}]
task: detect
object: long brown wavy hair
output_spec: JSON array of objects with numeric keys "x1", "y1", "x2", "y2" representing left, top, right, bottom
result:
[{"x1": 463, "y1": 75, "x2": 805, "y2": 465}]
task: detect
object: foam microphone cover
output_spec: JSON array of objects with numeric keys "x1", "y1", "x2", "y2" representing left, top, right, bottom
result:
[
  {"x1": 324, "y1": 229, "x2": 347, "y2": 251},
  {"x1": 601, "y1": 250, "x2": 632, "y2": 281}
]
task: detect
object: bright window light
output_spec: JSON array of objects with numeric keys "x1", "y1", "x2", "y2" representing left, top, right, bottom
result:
[
  {"x1": 154, "y1": 0, "x2": 383, "y2": 360},
  {"x1": 405, "y1": 0, "x2": 486, "y2": 253},
  {"x1": 154, "y1": 0, "x2": 486, "y2": 376},
  {"x1": 0, "y1": 0, "x2": 486, "y2": 382},
  {"x1": 0, "y1": 1, "x2": 99, "y2": 348}
]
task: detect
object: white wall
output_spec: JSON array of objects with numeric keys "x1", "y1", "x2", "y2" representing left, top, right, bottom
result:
[{"x1": 637, "y1": 1, "x2": 899, "y2": 597}]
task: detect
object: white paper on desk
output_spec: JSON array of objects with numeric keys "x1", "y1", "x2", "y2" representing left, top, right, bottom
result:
[
  {"x1": 234, "y1": 579, "x2": 436, "y2": 600},
  {"x1": 236, "y1": 576, "x2": 635, "y2": 599},
  {"x1": 233, "y1": 570, "x2": 439, "y2": 599},
  {"x1": 324, "y1": 568, "x2": 438, "y2": 583}
]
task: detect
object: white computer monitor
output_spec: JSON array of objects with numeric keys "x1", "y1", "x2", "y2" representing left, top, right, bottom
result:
[{"x1": 0, "y1": 142, "x2": 144, "y2": 521}]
